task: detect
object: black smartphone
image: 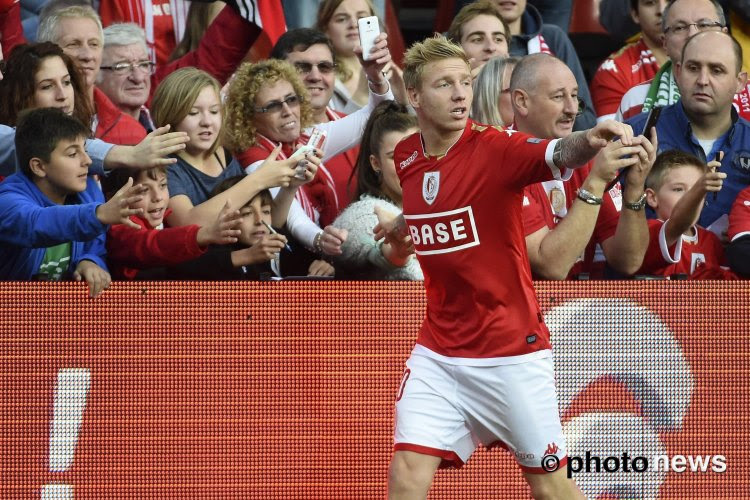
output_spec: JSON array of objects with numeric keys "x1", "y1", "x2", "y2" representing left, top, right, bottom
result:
[
  {"x1": 641, "y1": 106, "x2": 662, "y2": 137},
  {"x1": 607, "y1": 106, "x2": 662, "y2": 190}
]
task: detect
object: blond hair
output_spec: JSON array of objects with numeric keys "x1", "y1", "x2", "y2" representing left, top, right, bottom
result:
[
  {"x1": 37, "y1": 5, "x2": 103, "y2": 45},
  {"x1": 151, "y1": 67, "x2": 224, "y2": 157},
  {"x1": 403, "y1": 34, "x2": 470, "y2": 90},
  {"x1": 223, "y1": 59, "x2": 313, "y2": 152}
]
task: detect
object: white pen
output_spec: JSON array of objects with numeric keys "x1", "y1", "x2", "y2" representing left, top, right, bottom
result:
[{"x1": 262, "y1": 220, "x2": 292, "y2": 252}]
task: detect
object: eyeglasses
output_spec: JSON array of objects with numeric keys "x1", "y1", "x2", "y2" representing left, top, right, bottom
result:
[
  {"x1": 100, "y1": 61, "x2": 156, "y2": 75},
  {"x1": 293, "y1": 61, "x2": 337, "y2": 75},
  {"x1": 664, "y1": 20, "x2": 723, "y2": 36},
  {"x1": 254, "y1": 94, "x2": 302, "y2": 114},
  {"x1": 576, "y1": 98, "x2": 585, "y2": 116}
]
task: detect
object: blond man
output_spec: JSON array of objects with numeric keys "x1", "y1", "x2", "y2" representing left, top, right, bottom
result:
[{"x1": 375, "y1": 35, "x2": 648, "y2": 499}]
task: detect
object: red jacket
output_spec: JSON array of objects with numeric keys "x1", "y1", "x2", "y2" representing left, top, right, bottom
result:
[
  {"x1": 0, "y1": 0, "x2": 25, "y2": 58},
  {"x1": 107, "y1": 211, "x2": 206, "y2": 280},
  {"x1": 149, "y1": 6, "x2": 261, "y2": 103},
  {"x1": 93, "y1": 87, "x2": 147, "y2": 145}
]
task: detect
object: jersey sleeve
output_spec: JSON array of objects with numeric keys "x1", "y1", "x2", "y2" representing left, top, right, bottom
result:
[
  {"x1": 728, "y1": 186, "x2": 750, "y2": 242},
  {"x1": 522, "y1": 185, "x2": 550, "y2": 236},
  {"x1": 487, "y1": 128, "x2": 565, "y2": 190},
  {"x1": 592, "y1": 183, "x2": 622, "y2": 244},
  {"x1": 637, "y1": 219, "x2": 681, "y2": 275}
]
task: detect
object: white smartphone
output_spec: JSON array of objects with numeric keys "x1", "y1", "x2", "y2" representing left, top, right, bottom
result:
[{"x1": 358, "y1": 16, "x2": 380, "y2": 61}]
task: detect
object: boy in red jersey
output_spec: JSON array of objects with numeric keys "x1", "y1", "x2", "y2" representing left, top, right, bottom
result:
[
  {"x1": 637, "y1": 150, "x2": 727, "y2": 277},
  {"x1": 374, "y1": 35, "x2": 653, "y2": 499}
]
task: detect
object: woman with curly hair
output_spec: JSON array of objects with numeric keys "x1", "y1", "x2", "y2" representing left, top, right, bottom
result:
[
  {"x1": 0, "y1": 42, "x2": 94, "y2": 128},
  {"x1": 224, "y1": 55, "x2": 393, "y2": 255},
  {"x1": 149, "y1": 67, "x2": 308, "y2": 230}
]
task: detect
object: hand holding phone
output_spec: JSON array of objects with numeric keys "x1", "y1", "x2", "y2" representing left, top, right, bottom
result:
[{"x1": 358, "y1": 16, "x2": 380, "y2": 61}]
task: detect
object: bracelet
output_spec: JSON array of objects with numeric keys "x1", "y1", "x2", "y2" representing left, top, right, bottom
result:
[
  {"x1": 366, "y1": 71, "x2": 388, "y2": 87},
  {"x1": 576, "y1": 188, "x2": 603, "y2": 205},
  {"x1": 623, "y1": 192, "x2": 647, "y2": 211},
  {"x1": 313, "y1": 232, "x2": 324, "y2": 254}
]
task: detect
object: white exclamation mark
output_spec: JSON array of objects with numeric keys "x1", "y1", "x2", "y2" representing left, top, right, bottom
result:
[{"x1": 41, "y1": 368, "x2": 91, "y2": 500}]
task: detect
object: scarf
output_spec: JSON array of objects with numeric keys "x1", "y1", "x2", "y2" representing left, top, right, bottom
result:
[{"x1": 642, "y1": 61, "x2": 680, "y2": 113}]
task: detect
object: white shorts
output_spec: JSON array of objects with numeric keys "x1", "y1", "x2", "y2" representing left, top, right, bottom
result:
[{"x1": 393, "y1": 348, "x2": 567, "y2": 473}]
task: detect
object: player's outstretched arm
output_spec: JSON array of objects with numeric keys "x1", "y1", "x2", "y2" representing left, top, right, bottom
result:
[{"x1": 555, "y1": 120, "x2": 637, "y2": 169}]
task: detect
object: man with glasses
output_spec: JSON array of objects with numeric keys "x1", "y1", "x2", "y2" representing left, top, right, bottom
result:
[
  {"x1": 627, "y1": 30, "x2": 750, "y2": 236},
  {"x1": 37, "y1": 5, "x2": 147, "y2": 145},
  {"x1": 615, "y1": 0, "x2": 750, "y2": 122},
  {"x1": 270, "y1": 28, "x2": 395, "y2": 206},
  {"x1": 512, "y1": 53, "x2": 653, "y2": 279},
  {"x1": 98, "y1": 4, "x2": 264, "y2": 134}
]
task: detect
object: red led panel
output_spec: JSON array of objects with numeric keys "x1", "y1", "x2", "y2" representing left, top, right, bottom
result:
[{"x1": 1, "y1": 281, "x2": 748, "y2": 498}]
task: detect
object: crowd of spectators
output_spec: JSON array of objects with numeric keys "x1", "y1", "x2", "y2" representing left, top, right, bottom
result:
[{"x1": 1, "y1": 0, "x2": 749, "y2": 296}]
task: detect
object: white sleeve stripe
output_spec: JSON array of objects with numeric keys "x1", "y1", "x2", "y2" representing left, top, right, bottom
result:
[
  {"x1": 730, "y1": 230, "x2": 750, "y2": 242},
  {"x1": 544, "y1": 138, "x2": 572, "y2": 180},
  {"x1": 659, "y1": 219, "x2": 682, "y2": 264}
]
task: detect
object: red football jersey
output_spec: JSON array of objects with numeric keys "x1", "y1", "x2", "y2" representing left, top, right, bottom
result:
[
  {"x1": 395, "y1": 120, "x2": 565, "y2": 359},
  {"x1": 591, "y1": 38, "x2": 660, "y2": 120},
  {"x1": 522, "y1": 164, "x2": 621, "y2": 278},
  {"x1": 637, "y1": 219, "x2": 725, "y2": 276},
  {"x1": 728, "y1": 185, "x2": 750, "y2": 242}
]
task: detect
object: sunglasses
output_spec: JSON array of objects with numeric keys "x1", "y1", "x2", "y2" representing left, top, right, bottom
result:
[
  {"x1": 254, "y1": 94, "x2": 302, "y2": 114},
  {"x1": 293, "y1": 61, "x2": 337, "y2": 75}
]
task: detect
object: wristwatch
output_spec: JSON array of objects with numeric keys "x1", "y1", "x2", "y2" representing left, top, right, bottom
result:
[
  {"x1": 624, "y1": 192, "x2": 647, "y2": 211},
  {"x1": 576, "y1": 188, "x2": 603, "y2": 205}
]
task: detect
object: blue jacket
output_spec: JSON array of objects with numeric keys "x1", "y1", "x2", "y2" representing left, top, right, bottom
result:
[
  {"x1": 627, "y1": 102, "x2": 750, "y2": 228},
  {"x1": 0, "y1": 173, "x2": 109, "y2": 279}
]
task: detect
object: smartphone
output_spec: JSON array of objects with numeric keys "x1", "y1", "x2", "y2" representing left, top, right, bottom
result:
[
  {"x1": 641, "y1": 106, "x2": 661, "y2": 137},
  {"x1": 358, "y1": 16, "x2": 380, "y2": 61},
  {"x1": 291, "y1": 128, "x2": 326, "y2": 179}
]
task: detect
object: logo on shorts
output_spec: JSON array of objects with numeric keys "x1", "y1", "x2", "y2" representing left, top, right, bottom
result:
[
  {"x1": 541, "y1": 442, "x2": 560, "y2": 472},
  {"x1": 422, "y1": 172, "x2": 440, "y2": 205}
]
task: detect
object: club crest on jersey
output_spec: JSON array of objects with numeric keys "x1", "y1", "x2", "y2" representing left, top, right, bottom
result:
[{"x1": 422, "y1": 172, "x2": 440, "y2": 205}]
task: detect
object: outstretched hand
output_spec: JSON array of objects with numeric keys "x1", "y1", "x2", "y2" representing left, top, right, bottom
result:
[
  {"x1": 96, "y1": 177, "x2": 147, "y2": 228},
  {"x1": 196, "y1": 201, "x2": 243, "y2": 246}
]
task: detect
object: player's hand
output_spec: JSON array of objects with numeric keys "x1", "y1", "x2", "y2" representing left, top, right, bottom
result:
[
  {"x1": 196, "y1": 201, "x2": 242, "y2": 246},
  {"x1": 73, "y1": 260, "x2": 111, "y2": 298},
  {"x1": 96, "y1": 177, "x2": 147, "y2": 228},
  {"x1": 586, "y1": 119, "x2": 635, "y2": 148},
  {"x1": 307, "y1": 259, "x2": 335, "y2": 277},
  {"x1": 129, "y1": 125, "x2": 189, "y2": 167},
  {"x1": 319, "y1": 225, "x2": 348, "y2": 256}
]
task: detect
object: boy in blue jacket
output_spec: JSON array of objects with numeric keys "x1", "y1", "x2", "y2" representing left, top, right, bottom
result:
[{"x1": 0, "y1": 108, "x2": 146, "y2": 297}]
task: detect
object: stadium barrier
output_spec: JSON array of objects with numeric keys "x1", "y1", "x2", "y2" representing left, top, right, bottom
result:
[{"x1": 2, "y1": 281, "x2": 748, "y2": 499}]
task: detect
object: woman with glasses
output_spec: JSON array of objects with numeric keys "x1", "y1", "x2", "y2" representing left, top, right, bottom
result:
[
  {"x1": 149, "y1": 67, "x2": 307, "y2": 231},
  {"x1": 471, "y1": 56, "x2": 519, "y2": 127},
  {"x1": 225, "y1": 57, "x2": 394, "y2": 255},
  {"x1": 0, "y1": 42, "x2": 94, "y2": 128}
]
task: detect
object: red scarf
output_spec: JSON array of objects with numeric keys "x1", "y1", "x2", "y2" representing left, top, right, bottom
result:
[{"x1": 238, "y1": 134, "x2": 340, "y2": 227}]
